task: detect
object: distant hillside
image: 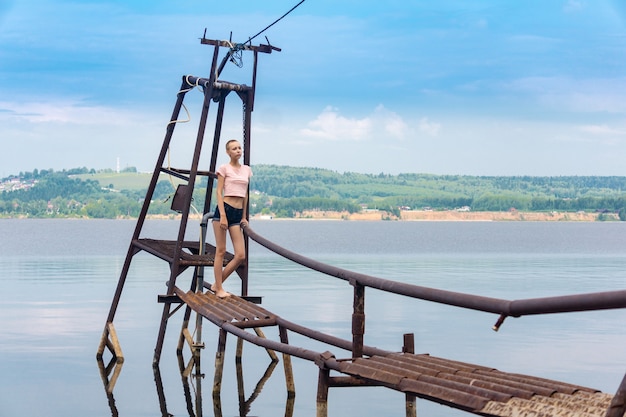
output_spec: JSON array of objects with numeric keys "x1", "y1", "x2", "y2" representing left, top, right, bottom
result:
[
  {"x1": 72, "y1": 171, "x2": 153, "y2": 191},
  {"x1": 1, "y1": 166, "x2": 626, "y2": 219}
]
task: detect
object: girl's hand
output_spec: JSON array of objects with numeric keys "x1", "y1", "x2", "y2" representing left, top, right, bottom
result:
[
  {"x1": 240, "y1": 218, "x2": 248, "y2": 227},
  {"x1": 220, "y1": 217, "x2": 228, "y2": 230}
]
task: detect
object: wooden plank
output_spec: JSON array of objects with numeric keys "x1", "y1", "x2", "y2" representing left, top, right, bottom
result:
[
  {"x1": 346, "y1": 357, "x2": 511, "y2": 403},
  {"x1": 169, "y1": 286, "x2": 614, "y2": 416},
  {"x1": 106, "y1": 322, "x2": 124, "y2": 362},
  {"x1": 398, "y1": 378, "x2": 490, "y2": 412},
  {"x1": 175, "y1": 289, "x2": 276, "y2": 328}
]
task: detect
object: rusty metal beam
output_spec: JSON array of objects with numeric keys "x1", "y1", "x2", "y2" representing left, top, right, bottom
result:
[
  {"x1": 242, "y1": 225, "x2": 626, "y2": 322},
  {"x1": 351, "y1": 282, "x2": 365, "y2": 358},
  {"x1": 200, "y1": 37, "x2": 280, "y2": 54},
  {"x1": 606, "y1": 372, "x2": 626, "y2": 417}
]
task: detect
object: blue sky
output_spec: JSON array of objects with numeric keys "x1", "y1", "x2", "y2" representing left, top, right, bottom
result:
[{"x1": 1, "y1": 0, "x2": 626, "y2": 176}]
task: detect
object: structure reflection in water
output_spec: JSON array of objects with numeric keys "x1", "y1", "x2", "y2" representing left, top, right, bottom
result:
[
  {"x1": 98, "y1": 332, "x2": 295, "y2": 417},
  {"x1": 96, "y1": 354, "x2": 122, "y2": 417}
]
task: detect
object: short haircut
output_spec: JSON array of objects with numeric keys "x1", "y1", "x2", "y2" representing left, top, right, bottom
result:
[{"x1": 225, "y1": 139, "x2": 239, "y2": 150}]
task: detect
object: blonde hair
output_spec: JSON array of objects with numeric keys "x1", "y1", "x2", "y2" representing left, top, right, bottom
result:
[{"x1": 225, "y1": 139, "x2": 240, "y2": 151}]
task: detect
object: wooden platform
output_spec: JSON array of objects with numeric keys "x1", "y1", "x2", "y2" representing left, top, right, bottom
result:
[
  {"x1": 133, "y1": 238, "x2": 232, "y2": 267},
  {"x1": 172, "y1": 288, "x2": 617, "y2": 417},
  {"x1": 337, "y1": 354, "x2": 612, "y2": 416},
  {"x1": 176, "y1": 287, "x2": 277, "y2": 329}
]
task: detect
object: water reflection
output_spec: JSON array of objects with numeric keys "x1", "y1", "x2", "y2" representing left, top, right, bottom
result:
[
  {"x1": 229, "y1": 337, "x2": 284, "y2": 417},
  {"x1": 98, "y1": 335, "x2": 294, "y2": 417},
  {"x1": 96, "y1": 355, "x2": 122, "y2": 417}
]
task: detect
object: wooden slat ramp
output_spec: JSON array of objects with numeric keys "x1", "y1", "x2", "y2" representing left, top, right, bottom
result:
[
  {"x1": 176, "y1": 287, "x2": 277, "y2": 329},
  {"x1": 337, "y1": 355, "x2": 612, "y2": 416},
  {"x1": 174, "y1": 288, "x2": 615, "y2": 417}
]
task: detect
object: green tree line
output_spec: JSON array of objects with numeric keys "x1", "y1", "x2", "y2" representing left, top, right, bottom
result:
[{"x1": 2, "y1": 165, "x2": 626, "y2": 219}]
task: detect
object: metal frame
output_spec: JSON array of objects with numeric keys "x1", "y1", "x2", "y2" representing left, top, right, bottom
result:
[{"x1": 96, "y1": 36, "x2": 279, "y2": 366}]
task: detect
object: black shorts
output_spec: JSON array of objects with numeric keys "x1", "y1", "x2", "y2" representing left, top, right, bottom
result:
[{"x1": 212, "y1": 202, "x2": 244, "y2": 227}]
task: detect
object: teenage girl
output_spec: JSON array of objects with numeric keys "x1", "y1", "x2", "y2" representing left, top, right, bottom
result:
[{"x1": 211, "y1": 139, "x2": 252, "y2": 298}]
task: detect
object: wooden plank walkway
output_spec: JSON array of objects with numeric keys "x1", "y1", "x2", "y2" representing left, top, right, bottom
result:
[
  {"x1": 173, "y1": 288, "x2": 616, "y2": 417},
  {"x1": 337, "y1": 354, "x2": 612, "y2": 416}
]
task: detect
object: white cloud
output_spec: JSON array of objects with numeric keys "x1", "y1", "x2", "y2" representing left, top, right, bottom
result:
[
  {"x1": 373, "y1": 104, "x2": 409, "y2": 139},
  {"x1": 474, "y1": 18, "x2": 488, "y2": 29},
  {"x1": 299, "y1": 105, "x2": 410, "y2": 142},
  {"x1": 563, "y1": 0, "x2": 584, "y2": 13},
  {"x1": 0, "y1": 98, "x2": 170, "y2": 175},
  {"x1": 299, "y1": 106, "x2": 371, "y2": 140},
  {"x1": 0, "y1": 100, "x2": 137, "y2": 125},
  {"x1": 506, "y1": 76, "x2": 626, "y2": 114},
  {"x1": 418, "y1": 117, "x2": 442, "y2": 136},
  {"x1": 508, "y1": 34, "x2": 562, "y2": 45},
  {"x1": 578, "y1": 124, "x2": 626, "y2": 136}
]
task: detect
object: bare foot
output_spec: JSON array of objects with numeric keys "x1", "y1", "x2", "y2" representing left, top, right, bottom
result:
[
  {"x1": 209, "y1": 283, "x2": 216, "y2": 293},
  {"x1": 215, "y1": 289, "x2": 231, "y2": 298}
]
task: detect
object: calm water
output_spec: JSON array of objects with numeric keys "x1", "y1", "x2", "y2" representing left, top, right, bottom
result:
[{"x1": 1, "y1": 219, "x2": 625, "y2": 417}]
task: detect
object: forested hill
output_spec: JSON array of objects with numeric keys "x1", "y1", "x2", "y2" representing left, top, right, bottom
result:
[{"x1": 1, "y1": 165, "x2": 626, "y2": 219}]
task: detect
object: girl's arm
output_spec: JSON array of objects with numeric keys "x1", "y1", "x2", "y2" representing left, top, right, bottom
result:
[
  {"x1": 242, "y1": 189, "x2": 249, "y2": 224},
  {"x1": 215, "y1": 174, "x2": 228, "y2": 226},
  {"x1": 242, "y1": 167, "x2": 251, "y2": 223}
]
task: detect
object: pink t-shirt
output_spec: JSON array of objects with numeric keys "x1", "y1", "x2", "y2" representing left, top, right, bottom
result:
[{"x1": 216, "y1": 163, "x2": 252, "y2": 197}]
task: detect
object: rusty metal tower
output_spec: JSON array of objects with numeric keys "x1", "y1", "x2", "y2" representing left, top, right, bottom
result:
[{"x1": 97, "y1": 36, "x2": 280, "y2": 366}]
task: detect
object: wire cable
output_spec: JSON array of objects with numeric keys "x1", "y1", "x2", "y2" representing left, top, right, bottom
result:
[
  {"x1": 246, "y1": 0, "x2": 306, "y2": 44},
  {"x1": 163, "y1": 76, "x2": 205, "y2": 207}
]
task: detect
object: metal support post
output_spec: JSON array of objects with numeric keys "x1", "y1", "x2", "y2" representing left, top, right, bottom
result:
[{"x1": 351, "y1": 281, "x2": 365, "y2": 358}]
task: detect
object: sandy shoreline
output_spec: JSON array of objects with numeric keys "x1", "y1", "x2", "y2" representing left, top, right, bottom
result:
[
  {"x1": 255, "y1": 209, "x2": 615, "y2": 222},
  {"x1": 139, "y1": 209, "x2": 617, "y2": 222}
]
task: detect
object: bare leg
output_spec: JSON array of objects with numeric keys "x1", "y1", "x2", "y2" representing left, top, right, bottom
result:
[
  {"x1": 220, "y1": 224, "x2": 246, "y2": 283},
  {"x1": 212, "y1": 220, "x2": 230, "y2": 298}
]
